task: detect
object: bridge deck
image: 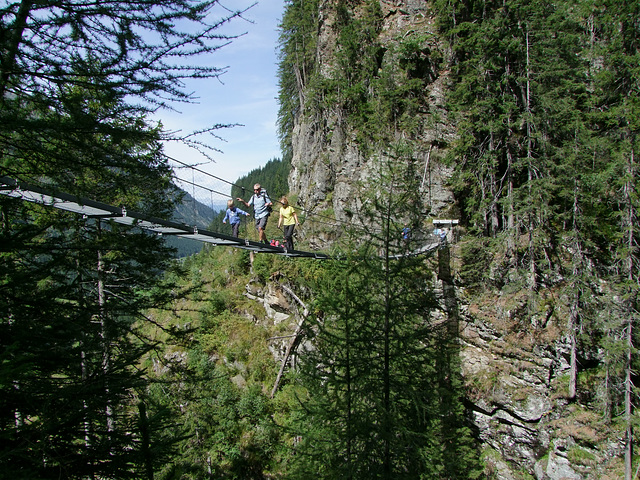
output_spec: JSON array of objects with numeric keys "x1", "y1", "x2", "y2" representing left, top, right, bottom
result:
[
  {"x1": 0, "y1": 176, "x2": 329, "y2": 259},
  {"x1": 1, "y1": 176, "x2": 448, "y2": 260}
]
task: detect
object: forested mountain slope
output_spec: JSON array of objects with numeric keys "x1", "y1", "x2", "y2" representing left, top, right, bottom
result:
[
  {"x1": 2, "y1": 1, "x2": 638, "y2": 479},
  {"x1": 275, "y1": 0, "x2": 639, "y2": 479}
]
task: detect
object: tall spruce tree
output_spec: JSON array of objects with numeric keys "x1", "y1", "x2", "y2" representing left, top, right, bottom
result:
[
  {"x1": 591, "y1": 3, "x2": 640, "y2": 477},
  {"x1": 1, "y1": 1, "x2": 251, "y2": 477},
  {"x1": 433, "y1": 0, "x2": 583, "y2": 285},
  {"x1": 288, "y1": 148, "x2": 481, "y2": 479},
  {"x1": 0, "y1": 141, "x2": 178, "y2": 478},
  {"x1": 0, "y1": 0, "x2": 248, "y2": 181}
]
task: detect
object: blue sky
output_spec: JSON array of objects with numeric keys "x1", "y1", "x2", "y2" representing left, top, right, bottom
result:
[{"x1": 157, "y1": 1, "x2": 286, "y2": 195}]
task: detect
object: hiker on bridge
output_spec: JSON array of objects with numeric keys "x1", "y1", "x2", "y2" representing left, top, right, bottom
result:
[
  {"x1": 222, "y1": 199, "x2": 249, "y2": 238},
  {"x1": 237, "y1": 183, "x2": 273, "y2": 244},
  {"x1": 277, "y1": 196, "x2": 300, "y2": 251}
]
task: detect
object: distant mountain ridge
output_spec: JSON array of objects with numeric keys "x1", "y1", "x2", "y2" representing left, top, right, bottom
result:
[
  {"x1": 172, "y1": 189, "x2": 223, "y2": 228},
  {"x1": 167, "y1": 187, "x2": 223, "y2": 257}
]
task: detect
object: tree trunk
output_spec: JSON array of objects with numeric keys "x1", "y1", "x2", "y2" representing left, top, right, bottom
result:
[
  {"x1": 382, "y1": 189, "x2": 392, "y2": 479},
  {"x1": 97, "y1": 228, "x2": 115, "y2": 439},
  {"x1": 568, "y1": 301, "x2": 578, "y2": 400},
  {"x1": 0, "y1": 0, "x2": 34, "y2": 100},
  {"x1": 270, "y1": 285, "x2": 309, "y2": 398},
  {"x1": 568, "y1": 179, "x2": 583, "y2": 401},
  {"x1": 525, "y1": 27, "x2": 537, "y2": 291},
  {"x1": 138, "y1": 402, "x2": 154, "y2": 480},
  {"x1": 623, "y1": 148, "x2": 637, "y2": 480}
]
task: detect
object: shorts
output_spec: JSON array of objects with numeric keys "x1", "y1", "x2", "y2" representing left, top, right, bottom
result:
[{"x1": 255, "y1": 215, "x2": 269, "y2": 230}]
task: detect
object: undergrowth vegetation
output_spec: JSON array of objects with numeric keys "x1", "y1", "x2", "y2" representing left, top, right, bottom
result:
[{"x1": 139, "y1": 246, "x2": 329, "y2": 478}]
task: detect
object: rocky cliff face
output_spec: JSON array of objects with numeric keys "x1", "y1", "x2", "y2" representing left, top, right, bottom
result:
[
  {"x1": 285, "y1": 1, "x2": 624, "y2": 478},
  {"x1": 456, "y1": 284, "x2": 623, "y2": 479},
  {"x1": 247, "y1": 247, "x2": 623, "y2": 479},
  {"x1": 289, "y1": 1, "x2": 456, "y2": 228}
]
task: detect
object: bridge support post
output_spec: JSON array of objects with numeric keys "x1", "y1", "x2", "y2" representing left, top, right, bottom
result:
[{"x1": 438, "y1": 245, "x2": 459, "y2": 338}]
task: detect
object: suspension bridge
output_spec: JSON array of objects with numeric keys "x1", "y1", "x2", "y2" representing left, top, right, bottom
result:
[
  {"x1": 0, "y1": 162, "x2": 453, "y2": 259},
  {"x1": 0, "y1": 175, "x2": 331, "y2": 259}
]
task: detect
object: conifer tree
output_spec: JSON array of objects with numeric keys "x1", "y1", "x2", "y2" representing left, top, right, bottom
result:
[
  {"x1": 591, "y1": 3, "x2": 640, "y2": 477},
  {"x1": 288, "y1": 147, "x2": 481, "y2": 479},
  {"x1": 1, "y1": 1, "x2": 252, "y2": 477},
  {"x1": 1, "y1": 0, "x2": 248, "y2": 184},
  {"x1": 277, "y1": 0, "x2": 320, "y2": 157},
  {"x1": 434, "y1": 2, "x2": 639, "y2": 474}
]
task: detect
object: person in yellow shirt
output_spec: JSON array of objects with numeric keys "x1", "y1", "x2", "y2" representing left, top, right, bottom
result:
[{"x1": 277, "y1": 196, "x2": 300, "y2": 251}]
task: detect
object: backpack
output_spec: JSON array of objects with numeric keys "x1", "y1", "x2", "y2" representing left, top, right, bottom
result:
[{"x1": 258, "y1": 189, "x2": 272, "y2": 214}]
